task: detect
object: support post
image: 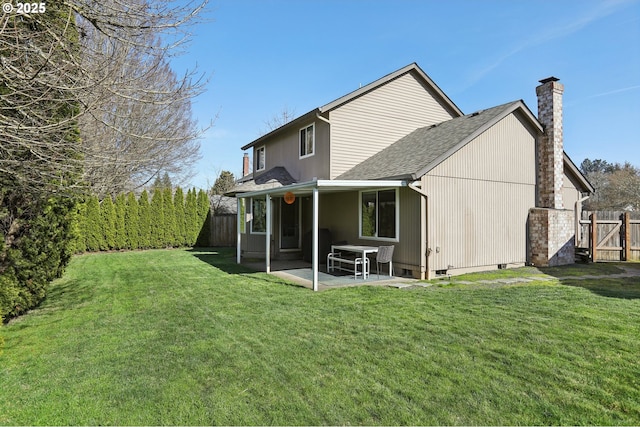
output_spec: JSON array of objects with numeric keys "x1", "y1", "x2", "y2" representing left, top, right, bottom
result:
[
  {"x1": 590, "y1": 212, "x2": 597, "y2": 262},
  {"x1": 265, "y1": 194, "x2": 271, "y2": 274},
  {"x1": 312, "y1": 187, "x2": 319, "y2": 292},
  {"x1": 623, "y1": 212, "x2": 631, "y2": 261},
  {"x1": 236, "y1": 197, "x2": 242, "y2": 264}
]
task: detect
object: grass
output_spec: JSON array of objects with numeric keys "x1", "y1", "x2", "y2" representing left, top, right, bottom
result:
[{"x1": 1, "y1": 248, "x2": 639, "y2": 425}]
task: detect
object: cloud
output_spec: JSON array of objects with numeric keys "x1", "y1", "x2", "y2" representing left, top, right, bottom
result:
[
  {"x1": 565, "y1": 84, "x2": 640, "y2": 107},
  {"x1": 463, "y1": 0, "x2": 636, "y2": 89}
]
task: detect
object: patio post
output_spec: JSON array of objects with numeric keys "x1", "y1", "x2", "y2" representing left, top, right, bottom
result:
[
  {"x1": 312, "y1": 187, "x2": 319, "y2": 291},
  {"x1": 236, "y1": 197, "x2": 242, "y2": 264},
  {"x1": 265, "y1": 194, "x2": 271, "y2": 274}
]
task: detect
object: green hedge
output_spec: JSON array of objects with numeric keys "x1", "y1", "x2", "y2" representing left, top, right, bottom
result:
[
  {"x1": 74, "y1": 188, "x2": 210, "y2": 253},
  {"x1": 0, "y1": 197, "x2": 77, "y2": 319}
]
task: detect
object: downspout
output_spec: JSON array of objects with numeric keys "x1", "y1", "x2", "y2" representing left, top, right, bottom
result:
[
  {"x1": 575, "y1": 194, "x2": 590, "y2": 246},
  {"x1": 409, "y1": 181, "x2": 429, "y2": 280}
]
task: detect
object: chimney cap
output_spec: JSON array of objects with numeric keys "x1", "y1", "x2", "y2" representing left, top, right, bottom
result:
[{"x1": 539, "y1": 76, "x2": 560, "y2": 84}]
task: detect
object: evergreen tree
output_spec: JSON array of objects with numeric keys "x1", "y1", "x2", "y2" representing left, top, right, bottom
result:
[
  {"x1": 114, "y1": 193, "x2": 127, "y2": 250},
  {"x1": 150, "y1": 190, "x2": 165, "y2": 248},
  {"x1": 185, "y1": 188, "x2": 198, "y2": 245},
  {"x1": 73, "y1": 200, "x2": 88, "y2": 253},
  {"x1": 138, "y1": 190, "x2": 151, "y2": 249},
  {"x1": 101, "y1": 197, "x2": 116, "y2": 250},
  {"x1": 163, "y1": 187, "x2": 177, "y2": 247},
  {"x1": 0, "y1": 4, "x2": 82, "y2": 320},
  {"x1": 84, "y1": 195, "x2": 103, "y2": 252},
  {"x1": 125, "y1": 192, "x2": 140, "y2": 250},
  {"x1": 195, "y1": 189, "x2": 211, "y2": 247},
  {"x1": 173, "y1": 187, "x2": 187, "y2": 247}
]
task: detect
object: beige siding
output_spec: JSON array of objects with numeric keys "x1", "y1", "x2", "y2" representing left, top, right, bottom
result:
[
  {"x1": 562, "y1": 170, "x2": 581, "y2": 209},
  {"x1": 329, "y1": 71, "x2": 457, "y2": 178},
  {"x1": 424, "y1": 113, "x2": 537, "y2": 274},
  {"x1": 253, "y1": 119, "x2": 331, "y2": 182},
  {"x1": 319, "y1": 188, "x2": 422, "y2": 272}
]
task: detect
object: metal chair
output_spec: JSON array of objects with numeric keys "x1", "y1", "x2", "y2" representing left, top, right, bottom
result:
[{"x1": 376, "y1": 245, "x2": 394, "y2": 278}]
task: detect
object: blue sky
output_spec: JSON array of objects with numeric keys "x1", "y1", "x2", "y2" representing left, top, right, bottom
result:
[{"x1": 170, "y1": 0, "x2": 640, "y2": 189}]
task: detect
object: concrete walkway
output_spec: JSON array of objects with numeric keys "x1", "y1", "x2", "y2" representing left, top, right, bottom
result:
[
  {"x1": 396, "y1": 265, "x2": 640, "y2": 290},
  {"x1": 243, "y1": 260, "x2": 640, "y2": 291}
]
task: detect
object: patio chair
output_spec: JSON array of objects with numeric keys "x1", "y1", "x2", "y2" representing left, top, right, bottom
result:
[{"x1": 376, "y1": 245, "x2": 394, "y2": 278}]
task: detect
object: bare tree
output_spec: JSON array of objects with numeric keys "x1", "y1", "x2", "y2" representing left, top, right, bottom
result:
[
  {"x1": 0, "y1": 0, "x2": 209, "y2": 198},
  {"x1": 581, "y1": 159, "x2": 640, "y2": 210},
  {"x1": 261, "y1": 105, "x2": 297, "y2": 134}
]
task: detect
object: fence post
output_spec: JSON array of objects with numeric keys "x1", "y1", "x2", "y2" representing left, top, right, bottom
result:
[
  {"x1": 623, "y1": 212, "x2": 631, "y2": 261},
  {"x1": 590, "y1": 212, "x2": 597, "y2": 262}
]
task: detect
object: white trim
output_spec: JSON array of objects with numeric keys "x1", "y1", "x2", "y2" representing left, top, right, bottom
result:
[
  {"x1": 312, "y1": 187, "x2": 319, "y2": 291},
  {"x1": 256, "y1": 145, "x2": 266, "y2": 172},
  {"x1": 236, "y1": 179, "x2": 407, "y2": 199},
  {"x1": 299, "y1": 123, "x2": 315, "y2": 159},
  {"x1": 358, "y1": 188, "x2": 400, "y2": 243},
  {"x1": 265, "y1": 194, "x2": 271, "y2": 273}
]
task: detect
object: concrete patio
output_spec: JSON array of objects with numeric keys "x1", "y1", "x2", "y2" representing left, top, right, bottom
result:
[{"x1": 242, "y1": 259, "x2": 417, "y2": 291}]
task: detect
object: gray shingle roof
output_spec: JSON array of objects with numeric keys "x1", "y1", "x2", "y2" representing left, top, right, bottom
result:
[
  {"x1": 225, "y1": 166, "x2": 296, "y2": 196},
  {"x1": 337, "y1": 101, "x2": 529, "y2": 181}
]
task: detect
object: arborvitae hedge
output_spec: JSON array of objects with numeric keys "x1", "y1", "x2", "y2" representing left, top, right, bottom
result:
[
  {"x1": 125, "y1": 192, "x2": 139, "y2": 250},
  {"x1": 138, "y1": 190, "x2": 151, "y2": 249},
  {"x1": 74, "y1": 188, "x2": 210, "y2": 253},
  {"x1": 174, "y1": 187, "x2": 187, "y2": 247}
]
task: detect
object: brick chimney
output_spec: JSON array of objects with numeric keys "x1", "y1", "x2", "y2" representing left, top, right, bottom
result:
[
  {"x1": 242, "y1": 152, "x2": 250, "y2": 177},
  {"x1": 536, "y1": 77, "x2": 564, "y2": 209}
]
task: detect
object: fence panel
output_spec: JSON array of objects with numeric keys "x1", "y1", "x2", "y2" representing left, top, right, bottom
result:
[
  {"x1": 579, "y1": 211, "x2": 640, "y2": 261},
  {"x1": 210, "y1": 214, "x2": 237, "y2": 247}
]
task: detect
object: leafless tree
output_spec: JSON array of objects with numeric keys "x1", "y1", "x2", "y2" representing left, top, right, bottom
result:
[
  {"x1": 0, "y1": 0, "x2": 209, "y2": 198},
  {"x1": 261, "y1": 105, "x2": 297, "y2": 134}
]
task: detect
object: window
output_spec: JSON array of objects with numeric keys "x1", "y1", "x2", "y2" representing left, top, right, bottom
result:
[
  {"x1": 359, "y1": 189, "x2": 398, "y2": 241},
  {"x1": 299, "y1": 123, "x2": 315, "y2": 158},
  {"x1": 256, "y1": 146, "x2": 265, "y2": 171},
  {"x1": 251, "y1": 197, "x2": 266, "y2": 233}
]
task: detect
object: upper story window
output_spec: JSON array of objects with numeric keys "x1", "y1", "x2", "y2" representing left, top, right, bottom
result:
[
  {"x1": 359, "y1": 189, "x2": 399, "y2": 241},
  {"x1": 256, "y1": 146, "x2": 265, "y2": 171},
  {"x1": 299, "y1": 123, "x2": 315, "y2": 158}
]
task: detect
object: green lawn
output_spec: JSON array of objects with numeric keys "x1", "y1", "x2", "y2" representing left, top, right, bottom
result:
[{"x1": 1, "y1": 249, "x2": 639, "y2": 425}]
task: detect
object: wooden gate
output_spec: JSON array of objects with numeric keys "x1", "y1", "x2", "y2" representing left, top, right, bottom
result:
[{"x1": 578, "y1": 211, "x2": 640, "y2": 261}]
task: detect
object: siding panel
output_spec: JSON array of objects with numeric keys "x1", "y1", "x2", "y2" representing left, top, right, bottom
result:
[
  {"x1": 329, "y1": 72, "x2": 457, "y2": 178},
  {"x1": 424, "y1": 113, "x2": 537, "y2": 274}
]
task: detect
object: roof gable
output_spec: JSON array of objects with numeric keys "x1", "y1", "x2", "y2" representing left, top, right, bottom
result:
[
  {"x1": 338, "y1": 101, "x2": 537, "y2": 181},
  {"x1": 241, "y1": 63, "x2": 462, "y2": 151}
]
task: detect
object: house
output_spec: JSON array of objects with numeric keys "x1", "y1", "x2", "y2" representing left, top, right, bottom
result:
[{"x1": 228, "y1": 63, "x2": 593, "y2": 290}]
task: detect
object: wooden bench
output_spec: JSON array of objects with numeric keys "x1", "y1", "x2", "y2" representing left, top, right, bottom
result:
[{"x1": 327, "y1": 252, "x2": 369, "y2": 279}]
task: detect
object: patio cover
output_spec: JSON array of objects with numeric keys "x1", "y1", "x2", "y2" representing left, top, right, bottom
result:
[{"x1": 235, "y1": 179, "x2": 408, "y2": 291}]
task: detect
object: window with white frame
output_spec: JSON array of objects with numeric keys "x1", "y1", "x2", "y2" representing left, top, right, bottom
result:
[
  {"x1": 360, "y1": 189, "x2": 398, "y2": 241},
  {"x1": 256, "y1": 146, "x2": 265, "y2": 171},
  {"x1": 251, "y1": 197, "x2": 266, "y2": 233},
  {"x1": 299, "y1": 123, "x2": 315, "y2": 158}
]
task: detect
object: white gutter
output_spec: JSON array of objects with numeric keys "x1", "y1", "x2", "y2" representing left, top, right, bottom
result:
[
  {"x1": 315, "y1": 113, "x2": 330, "y2": 125},
  {"x1": 235, "y1": 179, "x2": 408, "y2": 199}
]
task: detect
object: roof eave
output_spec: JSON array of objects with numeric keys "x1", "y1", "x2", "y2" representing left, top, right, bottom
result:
[
  {"x1": 235, "y1": 179, "x2": 408, "y2": 199},
  {"x1": 241, "y1": 109, "x2": 320, "y2": 151},
  {"x1": 415, "y1": 101, "x2": 535, "y2": 178},
  {"x1": 564, "y1": 153, "x2": 595, "y2": 194}
]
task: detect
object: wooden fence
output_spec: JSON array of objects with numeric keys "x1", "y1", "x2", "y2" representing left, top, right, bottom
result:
[
  {"x1": 577, "y1": 211, "x2": 640, "y2": 261},
  {"x1": 210, "y1": 214, "x2": 237, "y2": 247}
]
